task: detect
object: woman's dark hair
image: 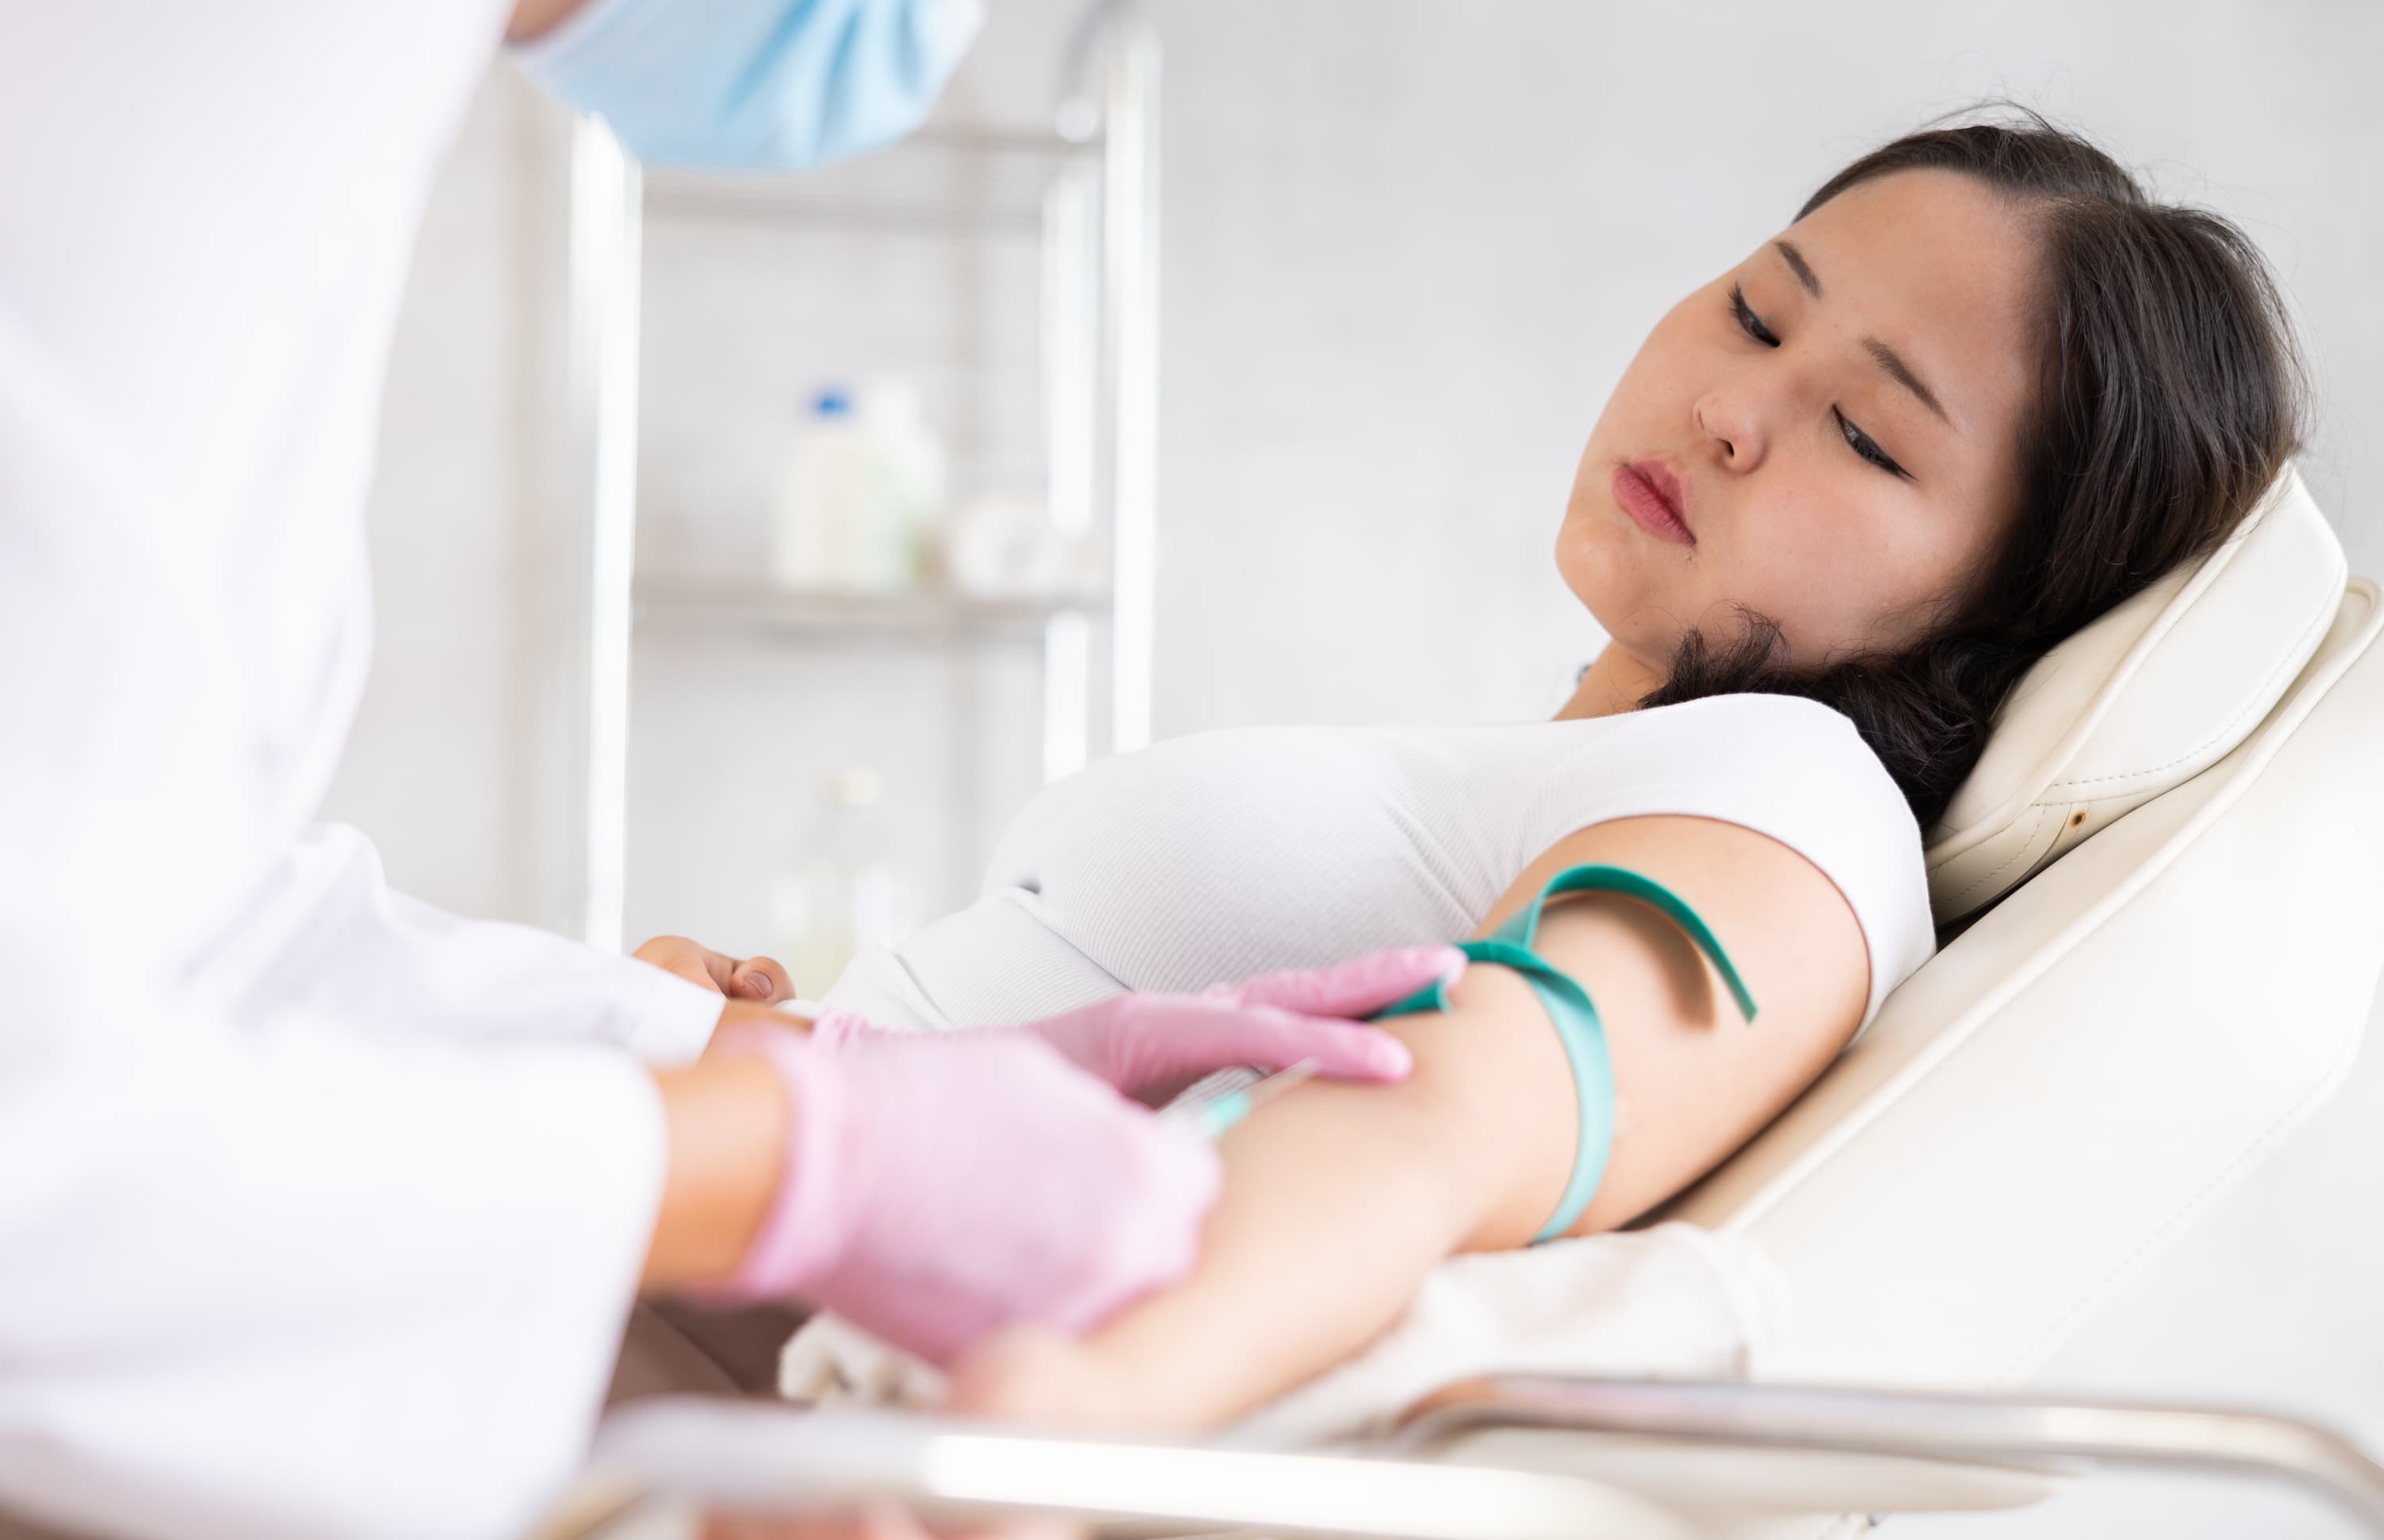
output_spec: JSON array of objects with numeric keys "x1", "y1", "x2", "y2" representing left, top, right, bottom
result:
[{"x1": 1640, "y1": 106, "x2": 2307, "y2": 829}]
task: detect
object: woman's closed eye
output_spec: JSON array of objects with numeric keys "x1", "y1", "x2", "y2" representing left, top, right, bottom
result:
[
  {"x1": 1729, "y1": 283, "x2": 1778, "y2": 347},
  {"x1": 1834, "y1": 408, "x2": 1910, "y2": 479},
  {"x1": 1728, "y1": 284, "x2": 1912, "y2": 481}
]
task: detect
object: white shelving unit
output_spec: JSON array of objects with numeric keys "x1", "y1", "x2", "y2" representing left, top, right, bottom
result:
[{"x1": 559, "y1": 2, "x2": 1163, "y2": 950}]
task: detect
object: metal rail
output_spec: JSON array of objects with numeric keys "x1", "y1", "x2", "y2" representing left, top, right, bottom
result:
[
  {"x1": 1394, "y1": 1376, "x2": 2384, "y2": 1534},
  {"x1": 563, "y1": 1399, "x2": 1698, "y2": 1540},
  {"x1": 564, "y1": 117, "x2": 643, "y2": 953},
  {"x1": 548, "y1": 1377, "x2": 2384, "y2": 1538}
]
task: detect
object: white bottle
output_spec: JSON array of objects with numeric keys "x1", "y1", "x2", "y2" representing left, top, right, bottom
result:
[
  {"x1": 770, "y1": 387, "x2": 868, "y2": 591},
  {"x1": 769, "y1": 768, "x2": 923, "y2": 1000},
  {"x1": 849, "y1": 378, "x2": 948, "y2": 591},
  {"x1": 769, "y1": 380, "x2": 949, "y2": 592}
]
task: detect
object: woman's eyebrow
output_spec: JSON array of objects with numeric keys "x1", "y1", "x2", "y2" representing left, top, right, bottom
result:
[
  {"x1": 1773, "y1": 240, "x2": 1822, "y2": 296},
  {"x1": 1864, "y1": 337, "x2": 1950, "y2": 424},
  {"x1": 1774, "y1": 240, "x2": 1952, "y2": 428}
]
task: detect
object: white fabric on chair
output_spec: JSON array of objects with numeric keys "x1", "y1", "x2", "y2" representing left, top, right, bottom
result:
[
  {"x1": 1230, "y1": 1221, "x2": 1792, "y2": 1446},
  {"x1": 776, "y1": 1221, "x2": 1793, "y2": 1448}
]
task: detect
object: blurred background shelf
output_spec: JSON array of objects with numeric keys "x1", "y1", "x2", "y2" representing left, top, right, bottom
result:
[
  {"x1": 642, "y1": 129, "x2": 1096, "y2": 238},
  {"x1": 632, "y1": 580, "x2": 1112, "y2": 645},
  {"x1": 563, "y1": 0, "x2": 1163, "y2": 952}
]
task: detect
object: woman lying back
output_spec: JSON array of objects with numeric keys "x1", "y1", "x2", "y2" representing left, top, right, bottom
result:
[{"x1": 815, "y1": 109, "x2": 2305, "y2": 1428}]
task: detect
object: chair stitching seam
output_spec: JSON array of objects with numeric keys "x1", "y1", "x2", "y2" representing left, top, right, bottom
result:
[
  {"x1": 1921, "y1": 493, "x2": 2278, "y2": 865},
  {"x1": 1942, "y1": 803, "x2": 2057, "y2": 905},
  {"x1": 2045, "y1": 586, "x2": 2341, "y2": 795}
]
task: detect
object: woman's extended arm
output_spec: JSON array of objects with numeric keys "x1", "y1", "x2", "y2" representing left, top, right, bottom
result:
[
  {"x1": 641, "y1": 952, "x2": 1455, "y2": 1335},
  {"x1": 948, "y1": 813, "x2": 1872, "y2": 1431}
]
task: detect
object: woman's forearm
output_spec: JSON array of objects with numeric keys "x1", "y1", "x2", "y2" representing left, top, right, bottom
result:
[{"x1": 978, "y1": 964, "x2": 1581, "y2": 1430}]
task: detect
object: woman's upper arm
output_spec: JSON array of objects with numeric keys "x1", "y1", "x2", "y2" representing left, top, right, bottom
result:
[{"x1": 1437, "y1": 813, "x2": 1871, "y2": 1248}]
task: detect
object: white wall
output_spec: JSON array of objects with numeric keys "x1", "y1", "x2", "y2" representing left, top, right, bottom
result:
[
  {"x1": 335, "y1": 6, "x2": 2384, "y2": 1534},
  {"x1": 1146, "y1": 0, "x2": 2384, "y2": 733},
  {"x1": 324, "y1": 72, "x2": 540, "y2": 923}
]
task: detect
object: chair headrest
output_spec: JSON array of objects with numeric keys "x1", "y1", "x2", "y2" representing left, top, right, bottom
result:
[{"x1": 1925, "y1": 466, "x2": 2347, "y2": 923}]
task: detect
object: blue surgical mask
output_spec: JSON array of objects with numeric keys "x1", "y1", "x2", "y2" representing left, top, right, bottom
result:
[{"x1": 512, "y1": 0, "x2": 985, "y2": 172}]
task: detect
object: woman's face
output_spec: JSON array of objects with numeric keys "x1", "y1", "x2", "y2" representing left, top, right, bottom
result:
[{"x1": 1558, "y1": 169, "x2": 2042, "y2": 675}]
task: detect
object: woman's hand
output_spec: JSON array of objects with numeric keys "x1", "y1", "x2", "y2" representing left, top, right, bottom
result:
[{"x1": 635, "y1": 934, "x2": 794, "y2": 1005}]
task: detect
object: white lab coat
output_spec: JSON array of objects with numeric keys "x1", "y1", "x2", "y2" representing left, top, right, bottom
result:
[{"x1": 0, "y1": 5, "x2": 725, "y2": 1538}]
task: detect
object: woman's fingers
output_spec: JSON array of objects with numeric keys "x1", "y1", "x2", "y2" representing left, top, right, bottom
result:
[
  {"x1": 633, "y1": 934, "x2": 723, "y2": 991},
  {"x1": 730, "y1": 953, "x2": 793, "y2": 1003},
  {"x1": 1225, "y1": 945, "x2": 1466, "y2": 1020},
  {"x1": 633, "y1": 934, "x2": 793, "y2": 1003}
]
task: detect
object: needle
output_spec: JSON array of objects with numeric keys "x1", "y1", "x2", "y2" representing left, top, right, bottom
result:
[{"x1": 1174, "y1": 1058, "x2": 1322, "y2": 1140}]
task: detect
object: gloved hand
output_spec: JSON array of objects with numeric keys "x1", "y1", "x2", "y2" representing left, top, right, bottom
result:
[
  {"x1": 812, "y1": 944, "x2": 1469, "y2": 1104},
  {"x1": 710, "y1": 946, "x2": 1464, "y2": 1365},
  {"x1": 708, "y1": 1022, "x2": 1220, "y2": 1366}
]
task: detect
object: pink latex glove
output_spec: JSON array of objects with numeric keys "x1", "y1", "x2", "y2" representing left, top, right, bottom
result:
[
  {"x1": 709, "y1": 1023, "x2": 1221, "y2": 1367},
  {"x1": 710, "y1": 946, "x2": 1465, "y2": 1366},
  {"x1": 813, "y1": 944, "x2": 1469, "y2": 1105}
]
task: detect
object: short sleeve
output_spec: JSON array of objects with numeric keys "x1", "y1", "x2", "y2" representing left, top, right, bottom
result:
[{"x1": 1526, "y1": 695, "x2": 1936, "y2": 1035}]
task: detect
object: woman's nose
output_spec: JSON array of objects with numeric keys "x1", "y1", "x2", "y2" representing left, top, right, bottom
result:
[{"x1": 1693, "y1": 379, "x2": 1770, "y2": 472}]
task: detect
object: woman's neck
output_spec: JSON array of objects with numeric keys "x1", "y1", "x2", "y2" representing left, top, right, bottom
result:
[{"x1": 1555, "y1": 644, "x2": 1666, "y2": 721}]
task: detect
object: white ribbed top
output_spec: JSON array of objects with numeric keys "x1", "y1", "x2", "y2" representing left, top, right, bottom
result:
[{"x1": 825, "y1": 695, "x2": 1934, "y2": 1039}]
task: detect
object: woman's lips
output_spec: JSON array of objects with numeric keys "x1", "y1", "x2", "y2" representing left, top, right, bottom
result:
[{"x1": 1611, "y1": 460, "x2": 1694, "y2": 546}]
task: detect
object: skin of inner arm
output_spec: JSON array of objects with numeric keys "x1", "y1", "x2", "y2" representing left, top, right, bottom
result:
[{"x1": 945, "y1": 812, "x2": 1871, "y2": 1431}]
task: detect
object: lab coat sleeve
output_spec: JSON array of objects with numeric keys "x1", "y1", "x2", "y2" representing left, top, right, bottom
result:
[
  {"x1": 0, "y1": 1000, "x2": 669, "y2": 1540},
  {"x1": 197, "y1": 822, "x2": 729, "y2": 1066},
  {"x1": 0, "y1": 296, "x2": 680, "y2": 1540}
]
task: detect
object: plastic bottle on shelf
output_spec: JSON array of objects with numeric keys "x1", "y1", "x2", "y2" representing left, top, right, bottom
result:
[
  {"x1": 769, "y1": 379, "x2": 947, "y2": 593},
  {"x1": 851, "y1": 378, "x2": 948, "y2": 590},
  {"x1": 769, "y1": 767, "x2": 923, "y2": 1000},
  {"x1": 770, "y1": 387, "x2": 863, "y2": 590}
]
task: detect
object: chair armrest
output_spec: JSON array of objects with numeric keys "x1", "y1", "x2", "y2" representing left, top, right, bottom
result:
[
  {"x1": 1390, "y1": 1376, "x2": 2384, "y2": 1536},
  {"x1": 547, "y1": 1398, "x2": 1699, "y2": 1540},
  {"x1": 540, "y1": 1380, "x2": 2384, "y2": 1540}
]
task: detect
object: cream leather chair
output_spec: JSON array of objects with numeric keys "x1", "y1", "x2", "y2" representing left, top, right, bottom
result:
[
  {"x1": 558, "y1": 467, "x2": 2384, "y2": 1540},
  {"x1": 1388, "y1": 471, "x2": 2384, "y2": 1535}
]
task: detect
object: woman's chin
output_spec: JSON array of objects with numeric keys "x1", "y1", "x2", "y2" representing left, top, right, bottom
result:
[
  {"x1": 1551, "y1": 517, "x2": 1613, "y2": 602},
  {"x1": 1554, "y1": 524, "x2": 1656, "y2": 639}
]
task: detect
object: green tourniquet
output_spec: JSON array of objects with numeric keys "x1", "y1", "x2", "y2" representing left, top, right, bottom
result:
[{"x1": 1372, "y1": 864, "x2": 1757, "y2": 1244}]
